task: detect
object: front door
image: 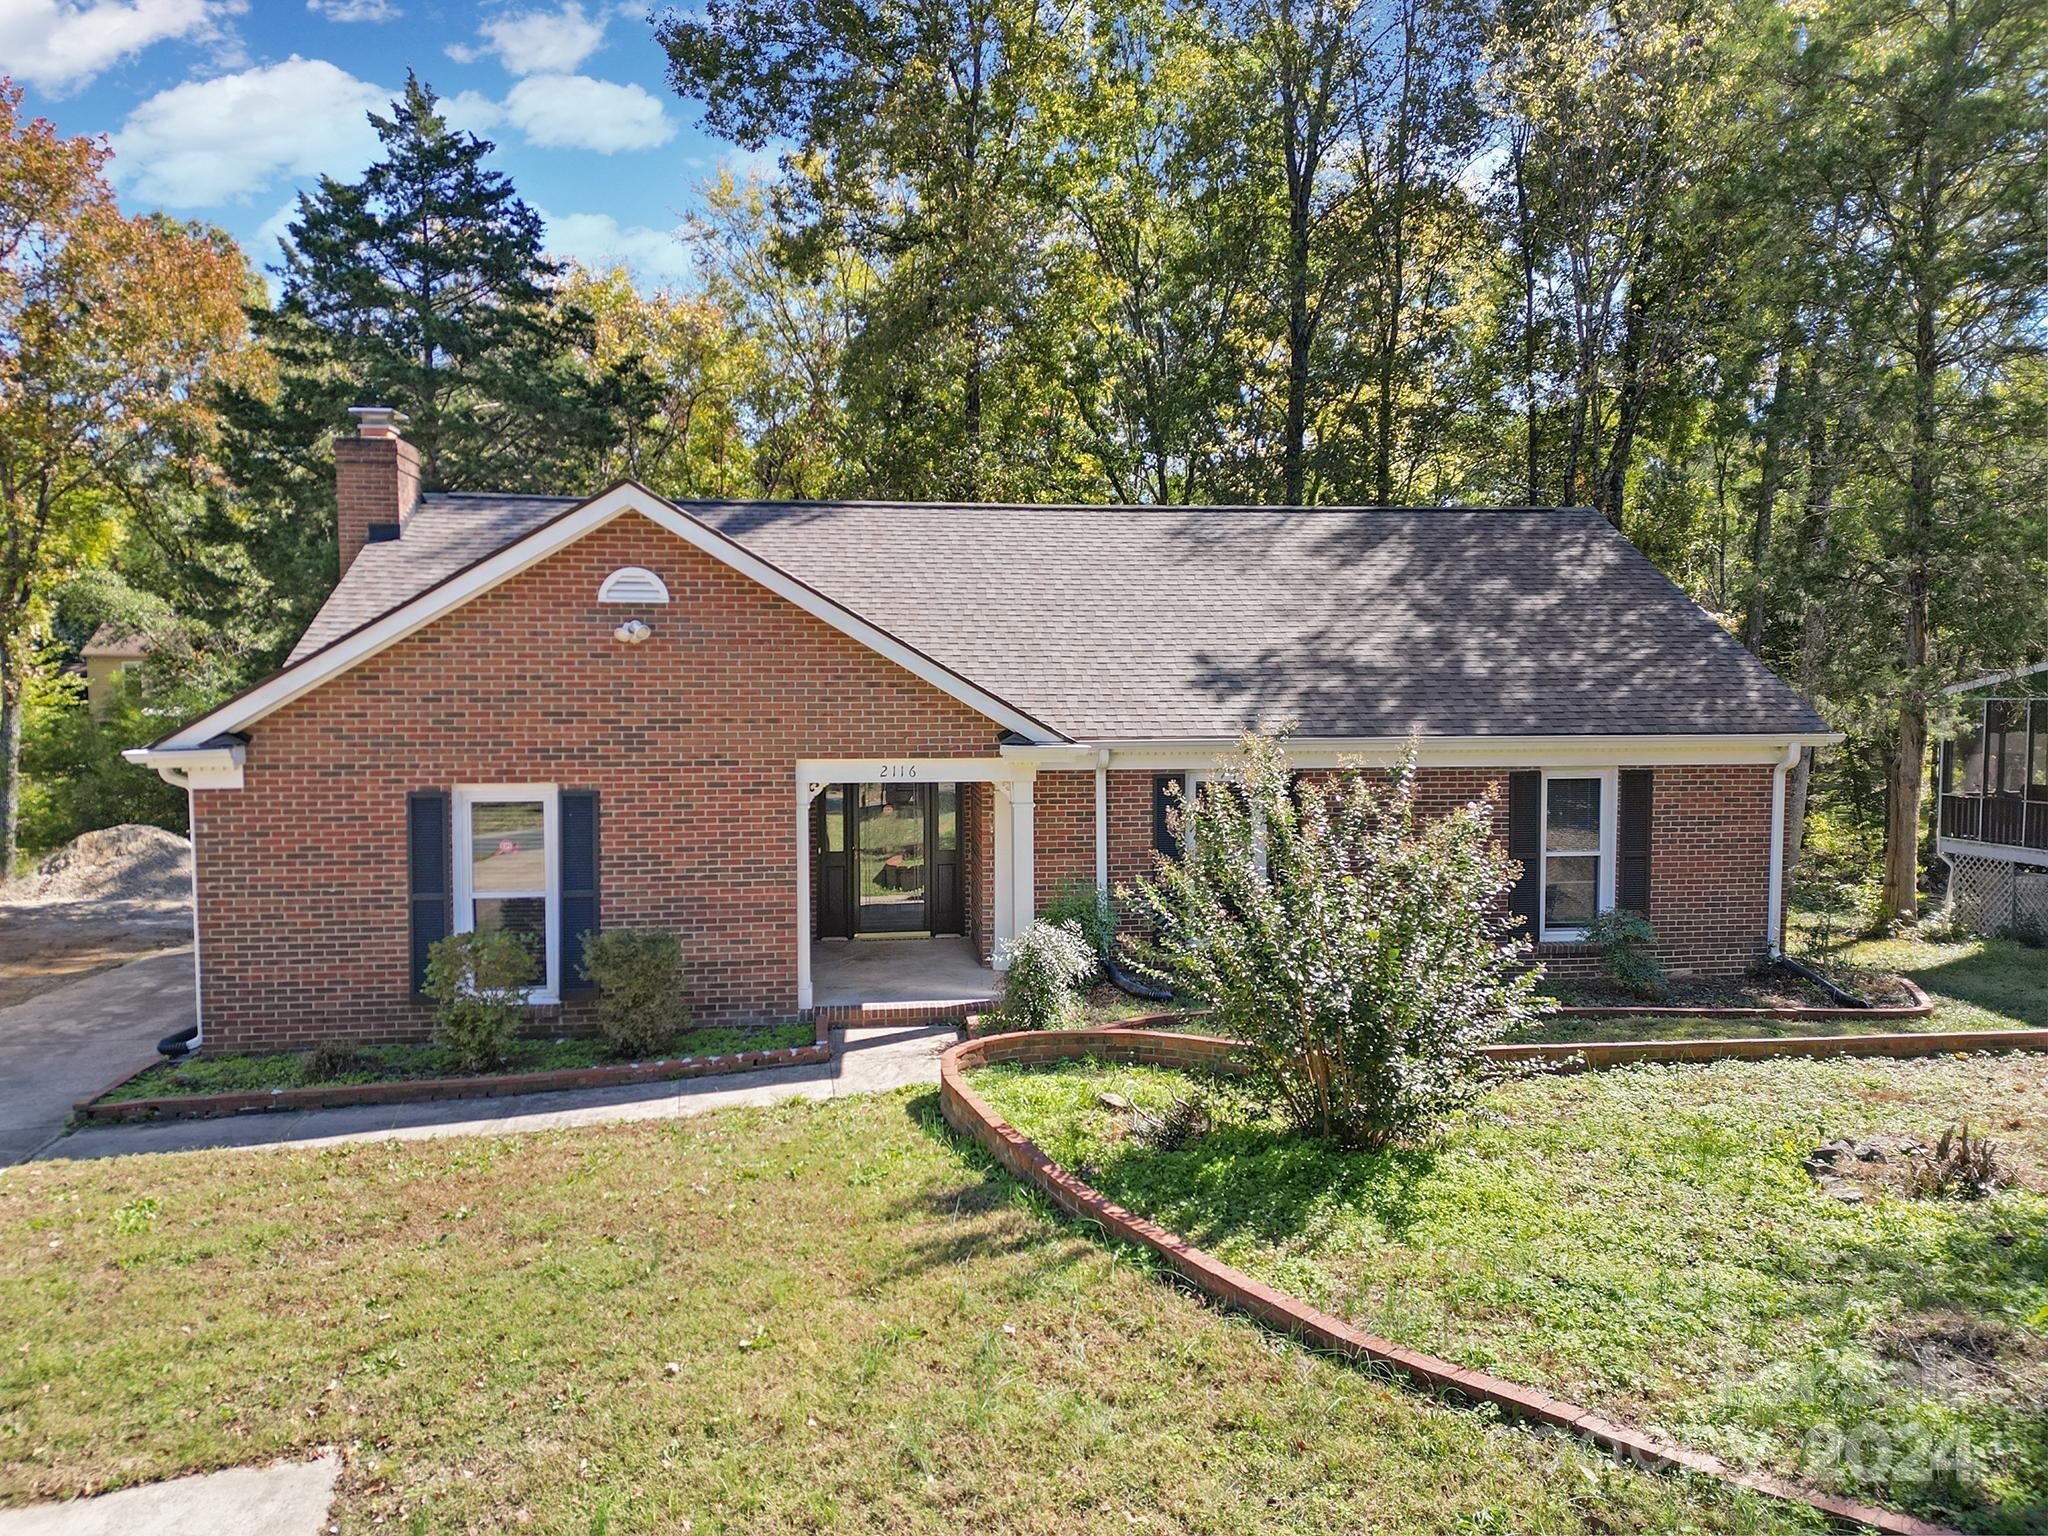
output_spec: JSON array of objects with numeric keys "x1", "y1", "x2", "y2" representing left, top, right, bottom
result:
[
  {"x1": 857, "y1": 782, "x2": 927, "y2": 933},
  {"x1": 812, "y1": 782, "x2": 964, "y2": 939}
]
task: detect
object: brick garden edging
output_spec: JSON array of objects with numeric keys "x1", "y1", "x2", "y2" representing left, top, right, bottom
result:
[
  {"x1": 940, "y1": 1027, "x2": 1985, "y2": 1536},
  {"x1": 75, "y1": 1016, "x2": 831, "y2": 1125}
]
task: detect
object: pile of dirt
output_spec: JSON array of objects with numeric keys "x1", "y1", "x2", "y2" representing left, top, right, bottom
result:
[{"x1": 8, "y1": 824, "x2": 191, "y2": 912}]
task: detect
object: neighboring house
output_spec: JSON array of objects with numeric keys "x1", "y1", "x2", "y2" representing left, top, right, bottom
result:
[
  {"x1": 81, "y1": 624, "x2": 149, "y2": 718},
  {"x1": 127, "y1": 407, "x2": 1835, "y2": 1054},
  {"x1": 1935, "y1": 663, "x2": 2048, "y2": 935}
]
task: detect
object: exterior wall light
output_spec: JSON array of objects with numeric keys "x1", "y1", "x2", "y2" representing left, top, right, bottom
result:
[{"x1": 613, "y1": 619, "x2": 653, "y2": 645}]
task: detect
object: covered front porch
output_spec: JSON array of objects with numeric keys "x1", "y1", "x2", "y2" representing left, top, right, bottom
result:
[
  {"x1": 796, "y1": 753, "x2": 1074, "y2": 1013},
  {"x1": 807, "y1": 936, "x2": 999, "y2": 1026}
]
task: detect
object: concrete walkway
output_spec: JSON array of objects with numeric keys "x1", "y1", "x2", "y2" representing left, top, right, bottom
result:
[
  {"x1": 0, "y1": 1455, "x2": 340, "y2": 1536},
  {"x1": 37, "y1": 1021, "x2": 956, "y2": 1163},
  {"x1": 0, "y1": 949, "x2": 193, "y2": 1166}
]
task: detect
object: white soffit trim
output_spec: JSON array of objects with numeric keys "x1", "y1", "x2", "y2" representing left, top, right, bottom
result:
[
  {"x1": 1093, "y1": 733, "x2": 1840, "y2": 771},
  {"x1": 155, "y1": 483, "x2": 1067, "y2": 749},
  {"x1": 122, "y1": 744, "x2": 244, "y2": 789}
]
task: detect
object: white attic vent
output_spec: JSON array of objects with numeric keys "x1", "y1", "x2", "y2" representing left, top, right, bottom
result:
[{"x1": 598, "y1": 566, "x2": 670, "y2": 605}]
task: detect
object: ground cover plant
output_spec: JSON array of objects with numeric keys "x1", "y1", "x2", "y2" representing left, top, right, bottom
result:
[
  {"x1": 976, "y1": 1052, "x2": 2048, "y2": 1532},
  {"x1": 99, "y1": 1022, "x2": 813, "y2": 1103},
  {"x1": 0, "y1": 1092, "x2": 1815, "y2": 1535}
]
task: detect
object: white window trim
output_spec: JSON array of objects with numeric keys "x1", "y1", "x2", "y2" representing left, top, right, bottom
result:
[
  {"x1": 1538, "y1": 768, "x2": 1617, "y2": 944},
  {"x1": 452, "y1": 784, "x2": 561, "y2": 1004}
]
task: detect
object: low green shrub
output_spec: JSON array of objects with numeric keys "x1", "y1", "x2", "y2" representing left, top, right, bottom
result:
[
  {"x1": 302, "y1": 1042, "x2": 365, "y2": 1082},
  {"x1": 580, "y1": 929, "x2": 691, "y2": 1058},
  {"x1": 1037, "y1": 881, "x2": 1116, "y2": 981},
  {"x1": 423, "y1": 929, "x2": 535, "y2": 1072},
  {"x1": 995, "y1": 919, "x2": 1097, "y2": 1029},
  {"x1": 1584, "y1": 908, "x2": 1671, "y2": 1001}
]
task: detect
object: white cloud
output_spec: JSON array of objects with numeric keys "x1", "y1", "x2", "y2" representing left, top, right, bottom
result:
[
  {"x1": 307, "y1": 0, "x2": 399, "y2": 19},
  {"x1": 0, "y1": 0, "x2": 244, "y2": 92},
  {"x1": 109, "y1": 56, "x2": 387, "y2": 207},
  {"x1": 501, "y1": 73, "x2": 673, "y2": 152},
  {"x1": 447, "y1": 2, "x2": 606, "y2": 76},
  {"x1": 441, "y1": 87, "x2": 507, "y2": 137},
  {"x1": 544, "y1": 209, "x2": 694, "y2": 285}
]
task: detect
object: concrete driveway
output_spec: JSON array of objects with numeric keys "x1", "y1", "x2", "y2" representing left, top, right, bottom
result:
[{"x1": 0, "y1": 948, "x2": 192, "y2": 1166}]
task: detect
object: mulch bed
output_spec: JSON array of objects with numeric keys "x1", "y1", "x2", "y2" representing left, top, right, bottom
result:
[{"x1": 74, "y1": 1020, "x2": 832, "y2": 1125}]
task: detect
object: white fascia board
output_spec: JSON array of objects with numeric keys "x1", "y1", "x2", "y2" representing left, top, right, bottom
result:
[
  {"x1": 123, "y1": 744, "x2": 244, "y2": 790},
  {"x1": 796, "y1": 757, "x2": 1026, "y2": 784},
  {"x1": 1942, "y1": 660, "x2": 2048, "y2": 696},
  {"x1": 155, "y1": 483, "x2": 1066, "y2": 751},
  {"x1": 1093, "y1": 733, "x2": 1840, "y2": 772},
  {"x1": 997, "y1": 742, "x2": 1099, "y2": 769},
  {"x1": 1937, "y1": 836, "x2": 2048, "y2": 870}
]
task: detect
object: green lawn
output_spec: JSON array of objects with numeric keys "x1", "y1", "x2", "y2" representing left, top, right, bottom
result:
[
  {"x1": 99, "y1": 1022, "x2": 814, "y2": 1103},
  {"x1": 976, "y1": 1053, "x2": 2048, "y2": 1532},
  {"x1": 0, "y1": 1092, "x2": 1818, "y2": 1535},
  {"x1": 1524, "y1": 932, "x2": 2048, "y2": 1044}
]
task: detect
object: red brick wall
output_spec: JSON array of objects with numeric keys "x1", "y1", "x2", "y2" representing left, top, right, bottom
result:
[
  {"x1": 964, "y1": 782, "x2": 995, "y2": 962},
  {"x1": 192, "y1": 511, "x2": 1005, "y2": 1051},
  {"x1": 1033, "y1": 772, "x2": 1096, "y2": 911},
  {"x1": 1030, "y1": 761, "x2": 1776, "y2": 981}
]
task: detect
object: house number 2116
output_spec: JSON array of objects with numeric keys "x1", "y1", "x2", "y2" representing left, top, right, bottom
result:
[{"x1": 877, "y1": 764, "x2": 919, "y2": 779}]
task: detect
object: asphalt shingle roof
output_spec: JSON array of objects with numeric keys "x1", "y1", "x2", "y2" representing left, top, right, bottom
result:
[{"x1": 288, "y1": 492, "x2": 1828, "y2": 741}]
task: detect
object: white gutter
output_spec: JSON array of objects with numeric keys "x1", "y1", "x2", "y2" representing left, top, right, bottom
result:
[
  {"x1": 1765, "y1": 740, "x2": 1803, "y2": 955},
  {"x1": 122, "y1": 743, "x2": 245, "y2": 790},
  {"x1": 1096, "y1": 733, "x2": 1840, "y2": 771}
]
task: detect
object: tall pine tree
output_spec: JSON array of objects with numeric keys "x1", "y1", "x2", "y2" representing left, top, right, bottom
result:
[{"x1": 214, "y1": 75, "x2": 649, "y2": 660}]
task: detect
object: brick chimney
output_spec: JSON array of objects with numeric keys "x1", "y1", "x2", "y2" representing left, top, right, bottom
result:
[{"x1": 335, "y1": 405, "x2": 421, "y2": 577}]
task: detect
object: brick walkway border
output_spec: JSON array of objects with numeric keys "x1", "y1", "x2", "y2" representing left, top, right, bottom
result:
[
  {"x1": 75, "y1": 1016, "x2": 832, "y2": 1124},
  {"x1": 940, "y1": 1026, "x2": 1991, "y2": 1536}
]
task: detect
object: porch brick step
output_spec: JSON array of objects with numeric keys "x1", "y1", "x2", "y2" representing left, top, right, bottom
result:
[{"x1": 805, "y1": 997, "x2": 994, "y2": 1029}]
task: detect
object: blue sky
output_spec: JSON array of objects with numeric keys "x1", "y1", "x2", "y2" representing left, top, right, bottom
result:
[{"x1": 0, "y1": 1, "x2": 772, "y2": 288}]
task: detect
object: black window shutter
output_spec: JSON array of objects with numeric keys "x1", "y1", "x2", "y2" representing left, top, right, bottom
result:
[
  {"x1": 1618, "y1": 769, "x2": 1653, "y2": 913},
  {"x1": 1506, "y1": 770, "x2": 1541, "y2": 936},
  {"x1": 1152, "y1": 775, "x2": 1181, "y2": 857},
  {"x1": 559, "y1": 790, "x2": 600, "y2": 998},
  {"x1": 407, "y1": 791, "x2": 451, "y2": 1000}
]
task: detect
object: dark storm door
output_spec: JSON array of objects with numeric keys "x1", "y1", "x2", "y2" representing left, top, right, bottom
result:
[
  {"x1": 815, "y1": 786, "x2": 853, "y2": 938},
  {"x1": 928, "y1": 784, "x2": 962, "y2": 935},
  {"x1": 856, "y1": 782, "x2": 929, "y2": 933}
]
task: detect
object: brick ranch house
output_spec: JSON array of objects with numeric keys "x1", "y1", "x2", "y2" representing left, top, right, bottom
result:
[{"x1": 127, "y1": 409, "x2": 1836, "y2": 1054}]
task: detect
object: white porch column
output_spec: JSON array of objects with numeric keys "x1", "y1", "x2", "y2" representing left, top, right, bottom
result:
[
  {"x1": 795, "y1": 778, "x2": 826, "y2": 1010},
  {"x1": 1008, "y1": 771, "x2": 1037, "y2": 937},
  {"x1": 992, "y1": 782, "x2": 1015, "y2": 962}
]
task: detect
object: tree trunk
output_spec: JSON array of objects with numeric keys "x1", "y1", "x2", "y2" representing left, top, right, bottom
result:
[
  {"x1": 1878, "y1": 300, "x2": 1939, "y2": 924},
  {"x1": 0, "y1": 644, "x2": 20, "y2": 877},
  {"x1": 1742, "y1": 351, "x2": 1794, "y2": 654},
  {"x1": 1787, "y1": 389, "x2": 1836, "y2": 881},
  {"x1": 1509, "y1": 124, "x2": 1540, "y2": 504},
  {"x1": 1282, "y1": 189, "x2": 1313, "y2": 506}
]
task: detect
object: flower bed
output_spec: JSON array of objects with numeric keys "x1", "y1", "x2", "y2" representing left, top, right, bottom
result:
[{"x1": 75, "y1": 1018, "x2": 828, "y2": 1124}]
